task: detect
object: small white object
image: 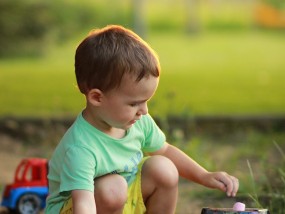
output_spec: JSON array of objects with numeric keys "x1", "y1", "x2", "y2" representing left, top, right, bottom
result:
[{"x1": 233, "y1": 202, "x2": 246, "y2": 211}]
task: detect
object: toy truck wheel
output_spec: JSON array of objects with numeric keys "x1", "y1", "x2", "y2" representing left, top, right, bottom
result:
[{"x1": 16, "y1": 194, "x2": 41, "y2": 214}]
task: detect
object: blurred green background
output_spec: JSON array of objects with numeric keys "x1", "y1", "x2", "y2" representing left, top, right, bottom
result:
[
  {"x1": 1, "y1": 0, "x2": 285, "y2": 117},
  {"x1": 0, "y1": 0, "x2": 285, "y2": 213}
]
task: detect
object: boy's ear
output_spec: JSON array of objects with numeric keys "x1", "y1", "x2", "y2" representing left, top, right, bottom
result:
[{"x1": 86, "y1": 89, "x2": 103, "y2": 106}]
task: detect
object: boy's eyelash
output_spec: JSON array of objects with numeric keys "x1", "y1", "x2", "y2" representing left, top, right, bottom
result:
[{"x1": 130, "y1": 103, "x2": 139, "y2": 107}]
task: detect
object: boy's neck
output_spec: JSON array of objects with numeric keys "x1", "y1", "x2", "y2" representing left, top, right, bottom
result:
[{"x1": 82, "y1": 108, "x2": 126, "y2": 139}]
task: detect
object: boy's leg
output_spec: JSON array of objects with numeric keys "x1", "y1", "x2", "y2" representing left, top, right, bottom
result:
[
  {"x1": 94, "y1": 173, "x2": 128, "y2": 214},
  {"x1": 141, "y1": 155, "x2": 179, "y2": 214},
  {"x1": 60, "y1": 174, "x2": 127, "y2": 214}
]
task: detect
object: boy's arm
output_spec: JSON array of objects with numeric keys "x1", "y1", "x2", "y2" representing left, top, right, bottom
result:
[
  {"x1": 148, "y1": 142, "x2": 239, "y2": 197},
  {"x1": 72, "y1": 189, "x2": 96, "y2": 214}
]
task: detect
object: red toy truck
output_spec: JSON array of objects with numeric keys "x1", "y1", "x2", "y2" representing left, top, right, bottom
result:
[{"x1": 1, "y1": 158, "x2": 48, "y2": 214}]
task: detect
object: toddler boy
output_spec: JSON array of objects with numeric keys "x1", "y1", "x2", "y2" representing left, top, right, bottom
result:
[{"x1": 46, "y1": 25, "x2": 239, "y2": 214}]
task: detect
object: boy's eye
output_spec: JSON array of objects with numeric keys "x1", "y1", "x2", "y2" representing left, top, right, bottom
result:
[{"x1": 130, "y1": 103, "x2": 139, "y2": 107}]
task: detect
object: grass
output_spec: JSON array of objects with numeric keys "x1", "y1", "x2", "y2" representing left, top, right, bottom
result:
[
  {"x1": 1, "y1": 30, "x2": 285, "y2": 117},
  {"x1": 245, "y1": 142, "x2": 285, "y2": 213},
  {"x1": 149, "y1": 30, "x2": 285, "y2": 117},
  {"x1": 172, "y1": 129, "x2": 285, "y2": 212}
]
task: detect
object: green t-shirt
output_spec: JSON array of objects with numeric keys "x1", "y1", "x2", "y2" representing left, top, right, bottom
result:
[{"x1": 45, "y1": 113, "x2": 165, "y2": 213}]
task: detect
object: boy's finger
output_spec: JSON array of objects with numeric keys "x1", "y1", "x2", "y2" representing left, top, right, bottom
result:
[
  {"x1": 216, "y1": 177, "x2": 231, "y2": 193},
  {"x1": 225, "y1": 178, "x2": 234, "y2": 197},
  {"x1": 231, "y1": 177, "x2": 239, "y2": 196},
  {"x1": 226, "y1": 176, "x2": 239, "y2": 197}
]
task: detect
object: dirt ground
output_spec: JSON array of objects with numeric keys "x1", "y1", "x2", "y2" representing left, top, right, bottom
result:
[{"x1": 0, "y1": 134, "x2": 235, "y2": 214}]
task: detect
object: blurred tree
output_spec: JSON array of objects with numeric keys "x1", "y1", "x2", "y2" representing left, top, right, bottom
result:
[
  {"x1": 0, "y1": 0, "x2": 100, "y2": 57},
  {"x1": 0, "y1": 0, "x2": 52, "y2": 57},
  {"x1": 263, "y1": 0, "x2": 285, "y2": 9},
  {"x1": 131, "y1": 0, "x2": 146, "y2": 38},
  {"x1": 185, "y1": 0, "x2": 201, "y2": 34}
]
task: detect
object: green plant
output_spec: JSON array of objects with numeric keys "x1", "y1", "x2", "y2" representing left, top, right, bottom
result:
[
  {"x1": 246, "y1": 142, "x2": 285, "y2": 213},
  {"x1": 247, "y1": 159, "x2": 263, "y2": 208}
]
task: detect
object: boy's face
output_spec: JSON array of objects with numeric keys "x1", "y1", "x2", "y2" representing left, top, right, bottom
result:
[{"x1": 98, "y1": 74, "x2": 159, "y2": 130}]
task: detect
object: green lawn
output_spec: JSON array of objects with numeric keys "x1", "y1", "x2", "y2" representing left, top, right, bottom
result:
[
  {"x1": 149, "y1": 31, "x2": 285, "y2": 116},
  {"x1": 1, "y1": 30, "x2": 285, "y2": 117}
]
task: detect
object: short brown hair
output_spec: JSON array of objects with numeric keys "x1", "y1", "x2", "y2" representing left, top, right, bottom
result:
[{"x1": 75, "y1": 25, "x2": 161, "y2": 94}]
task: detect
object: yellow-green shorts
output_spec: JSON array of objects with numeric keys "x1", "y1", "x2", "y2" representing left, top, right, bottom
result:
[{"x1": 60, "y1": 157, "x2": 148, "y2": 214}]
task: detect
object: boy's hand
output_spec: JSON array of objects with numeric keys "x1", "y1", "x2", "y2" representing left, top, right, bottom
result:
[{"x1": 202, "y1": 171, "x2": 239, "y2": 197}]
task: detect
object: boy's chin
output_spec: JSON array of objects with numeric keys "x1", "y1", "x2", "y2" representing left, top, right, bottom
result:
[
  {"x1": 123, "y1": 123, "x2": 135, "y2": 130},
  {"x1": 116, "y1": 120, "x2": 136, "y2": 130},
  {"x1": 123, "y1": 124, "x2": 133, "y2": 130}
]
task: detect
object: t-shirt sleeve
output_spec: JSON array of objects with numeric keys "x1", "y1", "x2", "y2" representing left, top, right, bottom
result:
[
  {"x1": 140, "y1": 114, "x2": 166, "y2": 152},
  {"x1": 60, "y1": 146, "x2": 96, "y2": 194}
]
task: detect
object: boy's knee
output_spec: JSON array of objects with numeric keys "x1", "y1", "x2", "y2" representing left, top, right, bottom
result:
[
  {"x1": 143, "y1": 156, "x2": 179, "y2": 187},
  {"x1": 94, "y1": 174, "x2": 128, "y2": 210}
]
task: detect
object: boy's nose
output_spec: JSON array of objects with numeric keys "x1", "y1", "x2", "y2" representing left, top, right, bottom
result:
[{"x1": 138, "y1": 103, "x2": 148, "y2": 116}]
